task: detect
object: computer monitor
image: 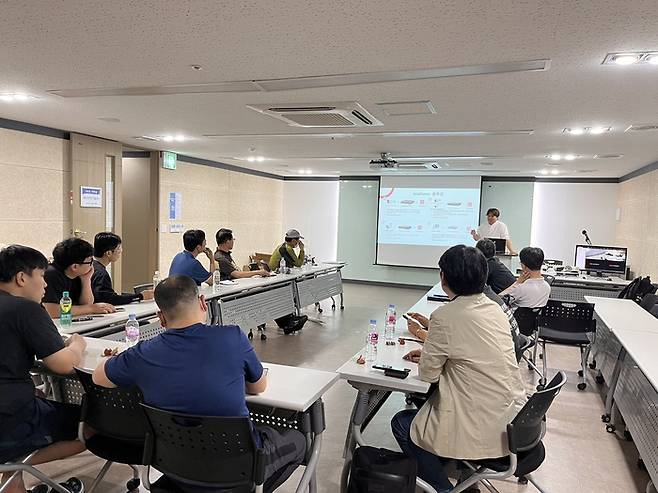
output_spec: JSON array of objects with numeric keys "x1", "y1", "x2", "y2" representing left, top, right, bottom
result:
[
  {"x1": 485, "y1": 238, "x2": 507, "y2": 255},
  {"x1": 574, "y1": 244, "x2": 627, "y2": 276}
]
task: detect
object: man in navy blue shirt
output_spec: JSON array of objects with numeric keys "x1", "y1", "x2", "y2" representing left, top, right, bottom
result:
[
  {"x1": 168, "y1": 230, "x2": 217, "y2": 286},
  {"x1": 93, "y1": 275, "x2": 305, "y2": 493}
]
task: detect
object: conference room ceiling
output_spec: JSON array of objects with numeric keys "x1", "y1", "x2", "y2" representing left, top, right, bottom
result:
[{"x1": 1, "y1": 0, "x2": 658, "y2": 178}]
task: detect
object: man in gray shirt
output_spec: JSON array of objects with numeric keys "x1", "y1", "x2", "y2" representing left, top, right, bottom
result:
[
  {"x1": 214, "y1": 229, "x2": 268, "y2": 281},
  {"x1": 501, "y1": 247, "x2": 551, "y2": 310}
]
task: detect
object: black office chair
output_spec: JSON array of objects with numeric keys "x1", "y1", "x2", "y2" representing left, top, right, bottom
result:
[
  {"x1": 0, "y1": 451, "x2": 70, "y2": 493},
  {"x1": 75, "y1": 370, "x2": 148, "y2": 493},
  {"x1": 445, "y1": 371, "x2": 567, "y2": 493},
  {"x1": 512, "y1": 307, "x2": 543, "y2": 377},
  {"x1": 134, "y1": 283, "x2": 154, "y2": 295},
  {"x1": 541, "y1": 274, "x2": 555, "y2": 286},
  {"x1": 535, "y1": 301, "x2": 595, "y2": 391},
  {"x1": 141, "y1": 404, "x2": 266, "y2": 493},
  {"x1": 639, "y1": 293, "x2": 658, "y2": 313}
]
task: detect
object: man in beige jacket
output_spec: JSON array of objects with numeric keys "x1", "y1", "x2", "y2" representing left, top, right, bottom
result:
[{"x1": 391, "y1": 245, "x2": 526, "y2": 492}]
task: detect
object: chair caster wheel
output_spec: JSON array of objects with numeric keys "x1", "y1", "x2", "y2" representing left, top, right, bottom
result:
[
  {"x1": 527, "y1": 363, "x2": 534, "y2": 370},
  {"x1": 517, "y1": 476, "x2": 528, "y2": 485},
  {"x1": 606, "y1": 424, "x2": 616, "y2": 433},
  {"x1": 248, "y1": 331, "x2": 253, "y2": 341},
  {"x1": 602, "y1": 414, "x2": 611, "y2": 423},
  {"x1": 624, "y1": 430, "x2": 632, "y2": 441},
  {"x1": 340, "y1": 305, "x2": 345, "y2": 310},
  {"x1": 578, "y1": 370, "x2": 584, "y2": 377},
  {"x1": 126, "y1": 478, "x2": 140, "y2": 492},
  {"x1": 577, "y1": 382, "x2": 587, "y2": 390},
  {"x1": 595, "y1": 375, "x2": 605, "y2": 385},
  {"x1": 332, "y1": 305, "x2": 336, "y2": 311},
  {"x1": 405, "y1": 395, "x2": 413, "y2": 405},
  {"x1": 589, "y1": 360, "x2": 597, "y2": 370},
  {"x1": 539, "y1": 353, "x2": 543, "y2": 359},
  {"x1": 536, "y1": 384, "x2": 545, "y2": 391},
  {"x1": 260, "y1": 333, "x2": 267, "y2": 341}
]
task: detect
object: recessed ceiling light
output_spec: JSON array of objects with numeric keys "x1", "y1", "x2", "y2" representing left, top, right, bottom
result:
[
  {"x1": 613, "y1": 54, "x2": 639, "y2": 65},
  {"x1": 549, "y1": 154, "x2": 562, "y2": 161},
  {"x1": 603, "y1": 52, "x2": 658, "y2": 66},
  {"x1": 550, "y1": 169, "x2": 559, "y2": 175},
  {"x1": 189, "y1": 64, "x2": 203, "y2": 71},
  {"x1": 174, "y1": 135, "x2": 185, "y2": 142},
  {"x1": 163, "y1": 136, "x2": 174, "y2": 142},
  {"x1": 246, "y1": 156, "x2": 266, "y2": 162},
  {"x1": 564, "y1": 154, "x2": 576, "y2": 161},
  {"x1": 539, "y1": 169, "x2": 549, "y2": 175},
  {"x1": 0, "y1": 93, "x2": 40, "y2": 102},
  {"x1": 563, "y1": 126, "x2": 611, "y2": 135}
]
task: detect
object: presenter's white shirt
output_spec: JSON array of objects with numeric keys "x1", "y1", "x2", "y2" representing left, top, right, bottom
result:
[{"x1": 477, "y1": 220, "x2": 510, "y2": 240}]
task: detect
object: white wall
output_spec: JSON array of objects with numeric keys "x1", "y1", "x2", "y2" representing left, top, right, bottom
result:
[
  {"x1": 531, "y1": 182, "x2": 619, "y2": 265},
  {"x1": 282, "y1": 180, "x2": 339, "y2": 262}
]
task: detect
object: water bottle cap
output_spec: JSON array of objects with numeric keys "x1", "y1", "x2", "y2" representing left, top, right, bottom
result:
[
  {"x1": 388, "y1": 304, "x2": 395, "y2": 308},
  {"x1": 128, "y1": 313, "x2": 137, "y2": 320},
  {"x1": 369, "y1": 319, "x2": 377, "y2": 324},
  {"x1": 63, "y1": 291, "x2": 69, "y2": 296},
  {"x1": 154, "y1": 271, "x2": 159, "y2": 275}
]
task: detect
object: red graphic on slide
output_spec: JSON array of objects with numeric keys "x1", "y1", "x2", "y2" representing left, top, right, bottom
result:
[{"x1": 379, "y1": 188, "x2": 395, "y2": 199}]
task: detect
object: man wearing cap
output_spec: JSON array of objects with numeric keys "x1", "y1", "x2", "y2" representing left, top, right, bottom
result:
[
  {"x1": 269, "y1": 229, "x2": 306, "y2": 272},
  {"x1": 268, "y1": 230, "x2": 308, "y2": 334}
]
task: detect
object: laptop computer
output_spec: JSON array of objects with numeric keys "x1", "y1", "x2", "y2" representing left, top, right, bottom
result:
[{"x1": 485, "y1": 238, "x2": 507, "y2": 254}]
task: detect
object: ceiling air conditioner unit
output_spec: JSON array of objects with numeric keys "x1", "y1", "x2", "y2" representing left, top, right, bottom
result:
[{"x1": 246, "y1": 101, "x2": 383, "y2": 127}]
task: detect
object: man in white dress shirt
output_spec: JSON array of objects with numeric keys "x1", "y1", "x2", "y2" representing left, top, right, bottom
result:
[{"x1": 470, "y1": 208, "x2": 517, "y2": 255}]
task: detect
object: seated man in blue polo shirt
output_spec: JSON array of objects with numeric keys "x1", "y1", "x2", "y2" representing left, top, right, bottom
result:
[
  {"x1": 169, "y1": 229, "x2": 217, "y2": 286},
  {"x1": 92, "y1": 275, "x2": 305, "y2": 493}
]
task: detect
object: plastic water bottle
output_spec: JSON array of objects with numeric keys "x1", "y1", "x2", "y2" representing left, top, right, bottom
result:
[
  {"x1": 213, "y1": 269, "x2": 221, "y2": 292},
  {"x1": 385, "y1": 304, "x2": 396, "y2": 345},
  {"x1": 60, "y1": 291, "x2": 72, "y2": 327},
  {"x1": 365, "y1": 319, "x2": 379, "y2": 363},
  {"x1": 279, "y1": 258, "x2": 286, "y2": 274},
  {"x1": 153, "y1": 271, "x2": 161, "y2": 289},
  {"x1": 125, "y1": 314, "x2": 140, "y2": 347}
]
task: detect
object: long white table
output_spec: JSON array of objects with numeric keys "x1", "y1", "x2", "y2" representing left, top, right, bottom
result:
[
  {"x1": 51, "y1": 336, "x2": 339, "y2": 493},
  {"x1": 585, "y1": 296, "x2": 658, "y2": 493},
  {"x1": 56, "y1": 263, "x2": 345, "y2": 337},
  {"x1": 336, "y1": 284, "x2": 442, "y2": 493}
]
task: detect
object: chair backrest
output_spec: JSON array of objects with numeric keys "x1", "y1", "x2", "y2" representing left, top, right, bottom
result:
[
  {"x1": 134, "y1": 283, "x2": 154, "y2": 295},
  {"x1": 537, "y1": 300, "x2": 595, "y2": 333},
  {"x1": 508, "y1": 371, "x2": 567, "y2": 453},
  {"x1": 513, "y1": 307, "x2": 542, "y2": 337},
  {"x1": 542, "y1": 274, "x2": 556, "y2": 286},
  {"x1": 250, "y1": 252, "x2": 271, "y2": 264},
  {"x1": 639, "y1": 293, "x2": 658, "y2": 312},
  {"x1": 75, "y1": 369, "x2": 148, "y2": 441},
  {"x1": 141, "y1": 404, "x2": 265, "y2": 489}
]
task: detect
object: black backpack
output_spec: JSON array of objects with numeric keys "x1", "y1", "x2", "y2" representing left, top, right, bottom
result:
[
  {"x1": 618, "y1": 276, "x2": 657, "y2": 304},
  {"x1": 347, "y1": 446, "x2": 417, "y2": 493}
]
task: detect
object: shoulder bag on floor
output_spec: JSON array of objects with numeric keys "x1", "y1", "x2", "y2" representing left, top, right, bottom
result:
[{"x1": 347, "y1": 446, "x2": 417, "y2": 493}]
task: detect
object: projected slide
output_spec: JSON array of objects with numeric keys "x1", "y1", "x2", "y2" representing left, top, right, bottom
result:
[
  {"x1": 378, "y1": 188, "x2": 479, "y2": 246},
  {"x1": 375, "y1": 176, "x2": 482, "y2": 268}
]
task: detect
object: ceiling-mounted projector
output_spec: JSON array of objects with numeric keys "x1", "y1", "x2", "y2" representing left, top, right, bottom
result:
[{"x1": 369, "y1": 152, "x2": 398, "y2": 169}]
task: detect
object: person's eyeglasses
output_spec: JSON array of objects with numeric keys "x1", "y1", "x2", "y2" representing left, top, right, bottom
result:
[{"x1": 78, "y1": 260, "x2": 93, "y2": 265}]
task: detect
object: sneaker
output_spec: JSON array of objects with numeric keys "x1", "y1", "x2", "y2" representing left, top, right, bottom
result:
[{"x1": 51, "y1": 477, "x2": 84, "y2": 493}]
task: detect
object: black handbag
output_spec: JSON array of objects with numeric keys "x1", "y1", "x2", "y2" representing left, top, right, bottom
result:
[{"x1": 347, "y1": 446, "x2": 417, "y2": 493}]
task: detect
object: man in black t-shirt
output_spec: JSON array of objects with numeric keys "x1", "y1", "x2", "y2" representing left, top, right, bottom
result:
[
  {"x1": 92, "y1": 232, "x2": 154, "y2": 305},
  {"x1": 476, "y1": 239, "x2": 516, "y2": 294},
  {"x1": 0, "y1": 245, "x2": 86, "y2": 493},
  {"x1": 42, "y1": 237, "x2": 116, "y2": 318}
]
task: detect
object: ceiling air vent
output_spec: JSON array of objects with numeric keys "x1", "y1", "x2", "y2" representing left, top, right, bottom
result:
[{"x1": 247, "y1": 102, "x2": 383, "y2": 127}]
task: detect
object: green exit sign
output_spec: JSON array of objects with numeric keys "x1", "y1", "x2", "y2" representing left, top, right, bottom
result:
[{"x1": 162, "y1": 151, "x2": 177, "y2": 170}]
